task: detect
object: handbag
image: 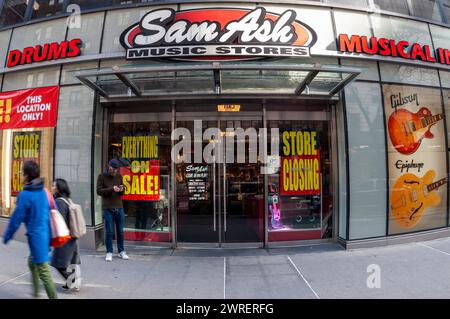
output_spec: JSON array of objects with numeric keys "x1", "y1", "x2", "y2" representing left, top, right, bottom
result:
[{"x1": 45, "y1": 189, "x2": 71, "y2": 248}]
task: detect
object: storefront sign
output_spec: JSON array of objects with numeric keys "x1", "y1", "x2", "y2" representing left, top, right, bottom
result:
[
  {"x1": 0, "y1": 86, "x2": 59, "y2": 130},
  {"x1": 280, "y1": 130, "x2": 320, "y2": 195},
  {"x1": 338, "y1": 34, "x2": 450, "y2": 65},
  {"x1": 120, "y1": 7, "x2": 317, "y2": 61},
  {"x1": 7, "y1": 39, "x2": 82, "y2": 68},
  {"x1": 11, "y1": 131, "x2": 41, "y2": 196},
  {"x1": 185, "y1": 164, "x2": 209, "y2": 201},
  {"x1": 120, "y1": 135, "x2": 160, "y2": 201},
  {"x1": 385, "y1": 85, "x2": 447, "y2": 233}
]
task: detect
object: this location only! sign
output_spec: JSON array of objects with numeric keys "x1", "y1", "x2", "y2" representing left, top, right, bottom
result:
[{"x1": 0, "y1": 86, "x2": 59, "y2": 130}]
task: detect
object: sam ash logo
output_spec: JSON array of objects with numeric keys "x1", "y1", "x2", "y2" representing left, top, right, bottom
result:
[{"x1": 120, "y1": 7, "x2": 317, "y2": 60}]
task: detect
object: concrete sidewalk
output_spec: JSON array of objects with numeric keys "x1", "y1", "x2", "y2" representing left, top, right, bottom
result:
[{"x1": 1, "y1": 237, "x2": 450, "y2": 299}]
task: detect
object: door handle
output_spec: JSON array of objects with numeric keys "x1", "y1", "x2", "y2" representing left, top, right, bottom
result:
[
  {"x1": 223, "y1": 161, "x2": 227, "y2": 232},
  {"x1": 213, "y1": 160, "x2": 216, "y2": 232}
]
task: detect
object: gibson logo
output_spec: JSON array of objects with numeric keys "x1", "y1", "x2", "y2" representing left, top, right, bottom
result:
[
  {"x1": 390, "y1": 93, "x2": 419, "y2": 111},
  {"x1": 120, "y1": 7, "x2": 317, "y2": 61}
]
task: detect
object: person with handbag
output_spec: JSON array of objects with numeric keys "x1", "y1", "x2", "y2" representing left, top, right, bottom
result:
[
  {"x1": 50, "y1": 178, "x2": 82, "y2": 292},
  {"x1": 2, "y1": 160, "x2": 57, "y2": 299}
]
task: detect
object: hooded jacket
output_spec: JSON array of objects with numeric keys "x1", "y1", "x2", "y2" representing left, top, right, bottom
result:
[{"x1": 3, "y1": 178, "x2": 51, "y2": 263}]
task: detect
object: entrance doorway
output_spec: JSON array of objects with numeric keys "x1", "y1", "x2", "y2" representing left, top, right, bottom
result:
[
  {"x1": 104, "y1": 99, "x2": 337, "y2": 247},
  {"x1": 175, "y1": 111, "x2": 264, "y2": 245}
]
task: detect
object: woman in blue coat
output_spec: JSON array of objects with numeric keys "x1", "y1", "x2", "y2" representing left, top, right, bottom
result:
[{"x1": 2, "y1": 160, "x2": 57, "y2": 299}]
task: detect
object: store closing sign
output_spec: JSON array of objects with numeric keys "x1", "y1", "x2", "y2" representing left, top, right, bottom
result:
[
  {"x1": 0, "y1": 86, "x2": 59, "y2": 130},
  {"x1": 280, "y1": 130, "x2": 321, "y2": 196},
  {"x1": 120, "y1": 135, "x2": 160, "y2": 201},
  {"x1": 11, "y1": 131, "x2": 41, "y2": 196}
]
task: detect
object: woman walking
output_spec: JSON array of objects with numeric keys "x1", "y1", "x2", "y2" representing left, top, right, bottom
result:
[{"x1": 50, "y1": 178, "x2": 81, "y2": 291}]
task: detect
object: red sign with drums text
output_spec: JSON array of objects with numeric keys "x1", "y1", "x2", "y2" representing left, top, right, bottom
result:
[{"x1": 0, "y1": 86, "x2": 59, "y2": 130}]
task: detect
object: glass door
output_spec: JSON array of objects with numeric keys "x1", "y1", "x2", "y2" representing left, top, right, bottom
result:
[
  {"x1": 175, "y1": 112, "x2": 264, "y2": 245},
  {"x1": 175, "y1": 119, "x2": 219, "y2": 243},
  {"x1": 218, "y1": 119, "x2": 264, "y2": 244}
]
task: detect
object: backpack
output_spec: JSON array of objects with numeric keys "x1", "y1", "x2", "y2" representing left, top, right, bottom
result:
[{"x1": 59, "y1": 197, "x2": 87, "y2": 239}]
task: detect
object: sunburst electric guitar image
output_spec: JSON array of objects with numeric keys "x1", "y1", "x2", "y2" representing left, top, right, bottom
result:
[
  {"x1": 390, "y1": 170, "x2": 447, "y2": 228},
  {"x1": 388, "y1": 107, "x2": 444, "y2": 155}
]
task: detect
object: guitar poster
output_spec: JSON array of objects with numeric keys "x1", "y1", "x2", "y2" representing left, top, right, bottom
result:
[{"x1": 384, "y1": 85, "x2": 447, "y2": 235}]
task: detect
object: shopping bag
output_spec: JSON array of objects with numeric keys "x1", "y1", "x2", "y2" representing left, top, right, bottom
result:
[{"x1": 45, "y1": 189, "x2": 71, "y2": 248}]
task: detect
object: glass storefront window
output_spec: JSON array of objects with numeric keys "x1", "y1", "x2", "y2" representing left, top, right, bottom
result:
[
  {"x1": 372, "y1": 0, "x2": 410, "y2": 15},
  {"x1": 379, "y1": 62, "x2": 440, "y2": 87},
  {"x1": 68, "y1": 0, "x2": 112, "y2": 10},
  {"x1": 334, "y1": 9, "x2": 372, "y2": 37},
  {"x1": 9, "y1": 17, "x2": 66, "y2": 51},
  {"x1": 266, "y1": 104, "x2": 333, "y2": 241},
  {"x1": 31, "y1": 0, "x2": 64, "y2": 20},
  {"x1": 442, "y1": 0, "x2": 450, "y2": 22},
  {"x1": 0, "y1": 30, "x2": 12, "y2": 68},
  {"x1": 108, "y1": 119, "x2": 172, "y2": 242},
  {"x1": 430, "y1": 24, "x2": 450, "y2": 55},
  {"x1": 55, "y1": 86, "x2": 95, "y2": 226},
  {"x1": 2, "y1": 66, "x2": 60, "y2": 91},
  {"x1": 440, "y1": 70, "x2": 450, "y2": 88},
  {"x1": 264, "y1": 5, "x2": 336, "y2": 55},
  {"x1": 101, "y1": 6, "x2": 176, "y2": 54},
  {"x1": 323, "y1": 0, "x2": 368, "y2": 9},
  {"x1": 341, "y1": 59, "x2": 380, "y2": 81},
  {"x1": 345, "y1": 82, "x2": 387, "y2": 239},
  {"x1": 68, "y1": 0, "x2": 156, "y2": 10},
  {"x1": 409, "y1": 0, "x2": 443, "y2": 22},
  {"x1": 337, "y1": 100, "x2": 347, "y2": 239},
  {"x1": 93, "y1": 99, "x2": 104, "y2": 226},
  {"x1": 66, "y1": 12, "x2": 105, "y2": 55},
  {"x1": 371, "y1": 15, "x2": 433, "y2": 50},
  {"x1": 1, "y1": 128, "x2": 55, "y2": 217},
  {"x1": 0, "y1": 0, "x2": 27, "y2": 27}
]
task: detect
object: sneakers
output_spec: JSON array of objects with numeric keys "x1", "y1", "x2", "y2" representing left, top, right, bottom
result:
[
  {"x1": 118, "y1": 251, "x2": 129, "y2": 260},
  {"x1": 106, "y1": 251, "x2": 129, "y2": 261},
  {"x1": 105, "y1": 252, "x2": 113, "y2": 262}
]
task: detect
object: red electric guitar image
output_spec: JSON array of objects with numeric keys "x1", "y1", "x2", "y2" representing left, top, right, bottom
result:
[{"x1": 388, "y1": 107, "x2": 444, "y2": 155}]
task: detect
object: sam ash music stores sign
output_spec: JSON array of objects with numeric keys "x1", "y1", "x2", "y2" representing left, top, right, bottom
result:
[{"x1": 120, "y1": 7, "x2": 317, "y2": 60}]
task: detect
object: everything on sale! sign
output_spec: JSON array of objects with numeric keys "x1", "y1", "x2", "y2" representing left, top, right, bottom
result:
[
  {"x1": 120, "y1": 135, "x2": 161, "y2": 201},
  {"x1": 0, "y1": 86, "x2": 59, "y2": 130}
]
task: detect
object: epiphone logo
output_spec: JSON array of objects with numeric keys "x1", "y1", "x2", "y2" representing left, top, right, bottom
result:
[
  {"x1": 395, "y1": 159, "x2": 424, "y2": 173},
  {"x1": 120, "y1": 7, "x2": 317, "y2": 60}
]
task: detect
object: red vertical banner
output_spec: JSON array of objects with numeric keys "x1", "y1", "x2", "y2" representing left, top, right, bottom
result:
[
  {"x1": 0, "y1": 86, "x2": 59, "y2": 130},
  {"x1": 11, "y1": 131, "x2": 42, "y2": 196}
]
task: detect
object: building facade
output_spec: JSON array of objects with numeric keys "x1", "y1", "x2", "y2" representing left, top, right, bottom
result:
[{"x1": 0, "y1": 0, "x2": 450, "y2": 250}]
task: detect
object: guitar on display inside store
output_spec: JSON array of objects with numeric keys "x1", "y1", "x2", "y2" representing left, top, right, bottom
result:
[
  {"x1": 388, "y1": 107, "x2": 444, "y2": 155},
  {"x1": 390, "y1": 170, "x2": 447, "y2": 228}
]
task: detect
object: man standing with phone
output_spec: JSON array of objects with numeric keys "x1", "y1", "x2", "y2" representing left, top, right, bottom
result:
[{"x1": 97, "y1": 159, "x2": 129, "y2": 262}]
